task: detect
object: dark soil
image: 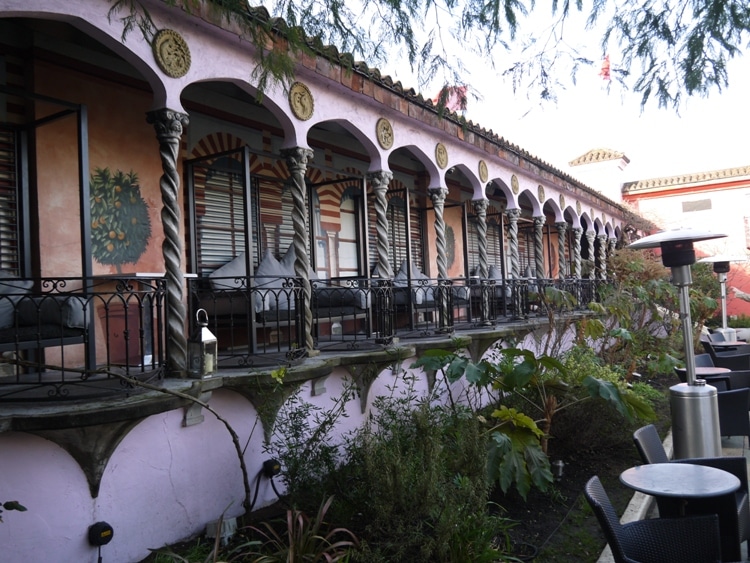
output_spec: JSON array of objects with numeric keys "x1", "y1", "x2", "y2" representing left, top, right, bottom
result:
[{"x1": 495, "y1": 374, "x2": 673, "y2": 562}]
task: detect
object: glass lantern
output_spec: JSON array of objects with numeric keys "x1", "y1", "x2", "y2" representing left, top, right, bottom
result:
[{"x1": 188, "y1": 308, "x2": 217, "y2": 378}]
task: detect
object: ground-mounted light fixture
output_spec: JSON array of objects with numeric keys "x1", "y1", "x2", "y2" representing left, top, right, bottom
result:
[
  {"x1": 629, "y1": 227, "x2": 727, "y2": 459},
  {"x1": 698, "y1": 255, "x2": 747, "y2": 342}
]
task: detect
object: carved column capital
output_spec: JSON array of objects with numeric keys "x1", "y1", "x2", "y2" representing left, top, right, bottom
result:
[
  {"x1": 472, "y1": 198, "x2": 489, "y2": 217},
  {"x1": 281, "y1": 147, "x2": 314, "y2": 173},
  {"x1": 368, "y1": 170, "x2": 393, "y2": 193},
  {"x1": 428, "y1": 186, "x2": 449, "y2": 204},
  {"x1": 147, "y1": 108, "x2": 189, "y2": 141}
]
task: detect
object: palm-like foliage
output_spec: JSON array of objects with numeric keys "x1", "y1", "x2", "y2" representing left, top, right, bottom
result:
[{"x1": 243, "y1": 496, "x2": 358, "y2": 563}]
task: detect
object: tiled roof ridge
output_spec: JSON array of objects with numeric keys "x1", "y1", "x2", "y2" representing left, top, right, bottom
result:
[
  {"x1": 569, "y1": 148, "x2": 629, "y2": 167},
  {"x1": 623, "y1": 165, "x2": 750, "y2": 192}
]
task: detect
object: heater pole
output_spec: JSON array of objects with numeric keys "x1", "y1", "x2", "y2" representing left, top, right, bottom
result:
[{"x1": 673, "y1": 265, "x2": 697, "y2": 386}]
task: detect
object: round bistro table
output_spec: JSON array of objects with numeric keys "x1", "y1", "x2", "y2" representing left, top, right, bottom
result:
[{"x1": 620, "y1": 462, "x2": 739, "y2": 499}]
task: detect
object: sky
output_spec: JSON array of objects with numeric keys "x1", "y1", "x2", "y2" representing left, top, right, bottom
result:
[
  {"x1": 377, "y1": 7, "x2": 750, "y2": 184},
  {"x1": 466, "y1": 55, "x2": 750, "y2": 183}
]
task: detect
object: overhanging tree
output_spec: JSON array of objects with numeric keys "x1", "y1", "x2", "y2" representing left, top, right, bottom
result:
[{"x1": 110, "y1": 0, "x2": 750, "y2": 109}]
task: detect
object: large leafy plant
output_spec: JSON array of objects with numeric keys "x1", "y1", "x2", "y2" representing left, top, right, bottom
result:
[
  {"x1": 414, "y1": 345, "x2": 655, "y2": 499},
  {"x1": 579, "y1": 249, "x2": 718, "y2": 376}
]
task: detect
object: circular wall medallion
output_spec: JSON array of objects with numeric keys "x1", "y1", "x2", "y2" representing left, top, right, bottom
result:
[
  {"x1": 289, "y1": 82, "x2": 314, "y2": 121},
  {"x1": 538, "y1": 184, "x2": 545, "y2": 202},
  {"x1": 376, "y1": 118, "x2": 394, "y2": 149},
  {"x1": 559, "y1": 194, "x2": 566, "y2": 209},
  {"x1": 576, "y1": 201, "x2": 582, "y2": 215},
  {"x1": 153, "y1": 29, "x2": 191, "y2": 78},
  {"x1": 511, "y1": 174, "x2": 519, "y2": 194},
  {"x1": 478, "y1": 160, "x2": 488, "y2": 183},
  {"x1": 435, "y1": 143, "x2": 448, "y2": 169}
]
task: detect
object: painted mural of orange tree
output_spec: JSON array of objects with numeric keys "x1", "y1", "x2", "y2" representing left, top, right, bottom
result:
[{"x1": 90, "y1": 168, "x2": 152, "y2": 274}]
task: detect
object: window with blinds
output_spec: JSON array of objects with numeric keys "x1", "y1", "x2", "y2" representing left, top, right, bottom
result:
[
  {"x1": 0, "y1": 128, "x2": 20, "y2": 274},
  {"x1": 387, "y1": 195, "x2": 408, "y2": 271},
  {"x1": 188, "y1": 150, "x2": 255, "y2": 276}
]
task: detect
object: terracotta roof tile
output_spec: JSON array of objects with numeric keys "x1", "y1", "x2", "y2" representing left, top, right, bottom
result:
[
  {"x1": 622, "y1": 165, "x2": 750, "y2": 193},
  {"x1": 569, "y1": 148, "x2": 629, "y2": 167}
]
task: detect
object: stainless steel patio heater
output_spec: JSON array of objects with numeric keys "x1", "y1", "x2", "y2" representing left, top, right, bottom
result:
[
  {"x1": 629, "y1": 227, "x2": 726, "y2": 459},
  {"x1": 698, "y1": 255, "x2": 746, "y2": 342}
]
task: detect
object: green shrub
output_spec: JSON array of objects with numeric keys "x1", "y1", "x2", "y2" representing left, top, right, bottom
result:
[
  {"x1": 338, "y1": 395, "x2": 502, "y2": 563},
  {"x1": 728, "y1": 314, "x2": 750, "y2": 328}
]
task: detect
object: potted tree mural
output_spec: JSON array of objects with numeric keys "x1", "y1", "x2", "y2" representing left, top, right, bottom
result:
[{"x1": 90, "y1": 168, "x2": 152, "y2": 274}]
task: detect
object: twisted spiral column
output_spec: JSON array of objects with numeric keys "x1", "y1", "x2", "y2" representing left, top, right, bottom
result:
[
  {"x1": 429, "y1": 187, "x2": 449, "y2": 279},
  {"x1": 506, "y1": 208, "x2": 521, "y2": 279},
  {"x1": 608, "y1": 237, "x2": 618, "y2": 269},
  {"x1": 571, "y1": 227, "x2": 582, "y2": 279},
  {"x1": 585, "y1": 230, "x2": 597, "y2": 281},
  {"x1": 147, "y1": 108, "x2": 189, "y2": 376},
  {"x1": 597, "y1": 234, "x2": 608, "y2": 280},
  {"x1": 368, "y1": 171, "x2": 393, "y2": 278},
  {"x1": 473, "y1": 198, "x2": 491, "y2": 324},
  {"x1": 555, "y1": 222, "x2": 568, "y2": 280},
  {"x1": 281, "y1": 147, "x2": 315, "y2": 354},
  {"x1": 533, "y1": 216, "x2": 545, "y2": 278},
  {"x1": 473, "y1": 198, "x2": 489, "y2": 279},
  {"x1": 429, "y1": 187, "x2": 450, "y2": 331}
]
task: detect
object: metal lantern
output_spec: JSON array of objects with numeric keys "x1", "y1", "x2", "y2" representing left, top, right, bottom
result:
[
  {"x1": 188, "y1": 308, "x2": 217, "y2": 378},
  {"x1": 629, "y1": 227, "x2": 727, "y2": 459}
]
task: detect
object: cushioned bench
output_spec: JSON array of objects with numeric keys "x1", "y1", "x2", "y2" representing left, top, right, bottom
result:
[
  {"x1": 198, "y1": 247, "x2": 370, "y2": 352},
  {"x1": 0, "y1": 275, "x2": 88, "y2": 354}
]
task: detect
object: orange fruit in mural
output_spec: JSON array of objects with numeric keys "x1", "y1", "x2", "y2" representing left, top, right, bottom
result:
[{"x1": 90, "y1": 167, "x2": 152, "y2": 272}]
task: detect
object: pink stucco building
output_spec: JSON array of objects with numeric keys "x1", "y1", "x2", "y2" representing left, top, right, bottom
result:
[{"x1": 0, "y1": 2, "x2": 647, "y2": 561}]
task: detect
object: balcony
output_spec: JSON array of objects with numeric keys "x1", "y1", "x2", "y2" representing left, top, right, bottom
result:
[
  {"x1": 0, "y1": 275, "x2": 166, "y2": 401},
  {"x1": 0, "y1": 273, "x2": 599, "y2": 402},
  {"x1": 188, "y1": 274, "x2": 600, "y2": 368}
]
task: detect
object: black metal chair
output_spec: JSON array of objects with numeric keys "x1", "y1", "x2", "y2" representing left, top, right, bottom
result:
[
  {"x1": 632, "y1": 424, "x2": 750, "y2": 562},
  {"x1": 726, "y1": 369, "x2": 750, "y2": 391},
  {"x1": 718, "y1": 388, "x2": 750, "y2": 441},
  {"x1": 695, "y1": 353, "x2": 715, "y2": 367},
  {"x1": 702, "y1": 340, "x2": 750, "y2": 370},
  {"x1": 584, "y1": 475, "x2": 724, "y2": 563}
]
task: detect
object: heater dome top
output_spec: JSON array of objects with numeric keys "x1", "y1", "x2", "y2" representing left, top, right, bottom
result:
[
  {"x1": 628, "y1": 227, "x2": 727, "y2": 250},
  {"x1": 698, "y1": 255, "x2": 747, "y2": 263}
]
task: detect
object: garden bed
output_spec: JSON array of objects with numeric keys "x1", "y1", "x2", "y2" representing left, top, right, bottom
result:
[{"x1": 498, "y1": 371, "x2": 673, "y2": 562}]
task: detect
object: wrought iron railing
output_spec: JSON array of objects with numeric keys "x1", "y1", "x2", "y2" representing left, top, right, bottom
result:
[
  {"x1": 0, "y1": 275, "x2": 166, "y2": 401},
  {"x1": 189, "y1": 274, "x2": 602, "y2": 356}
]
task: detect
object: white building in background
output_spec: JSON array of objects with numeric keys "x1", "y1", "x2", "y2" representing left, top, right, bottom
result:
[{"x1": 568, "y1": 148, "x2": 631, "y2": 203}]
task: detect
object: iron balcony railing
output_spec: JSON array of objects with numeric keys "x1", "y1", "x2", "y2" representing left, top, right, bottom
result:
[
  {"x1": 188, "y1": 274, "x2": 602, "y2": 366},
  {"x1": 0, "y1": 275, "x2": 167, "y2": 401}
]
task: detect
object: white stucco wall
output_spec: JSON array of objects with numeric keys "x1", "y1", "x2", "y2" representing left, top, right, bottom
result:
[{"x1": 629, "y1": 187, "x2": 750, "y2": 258}]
